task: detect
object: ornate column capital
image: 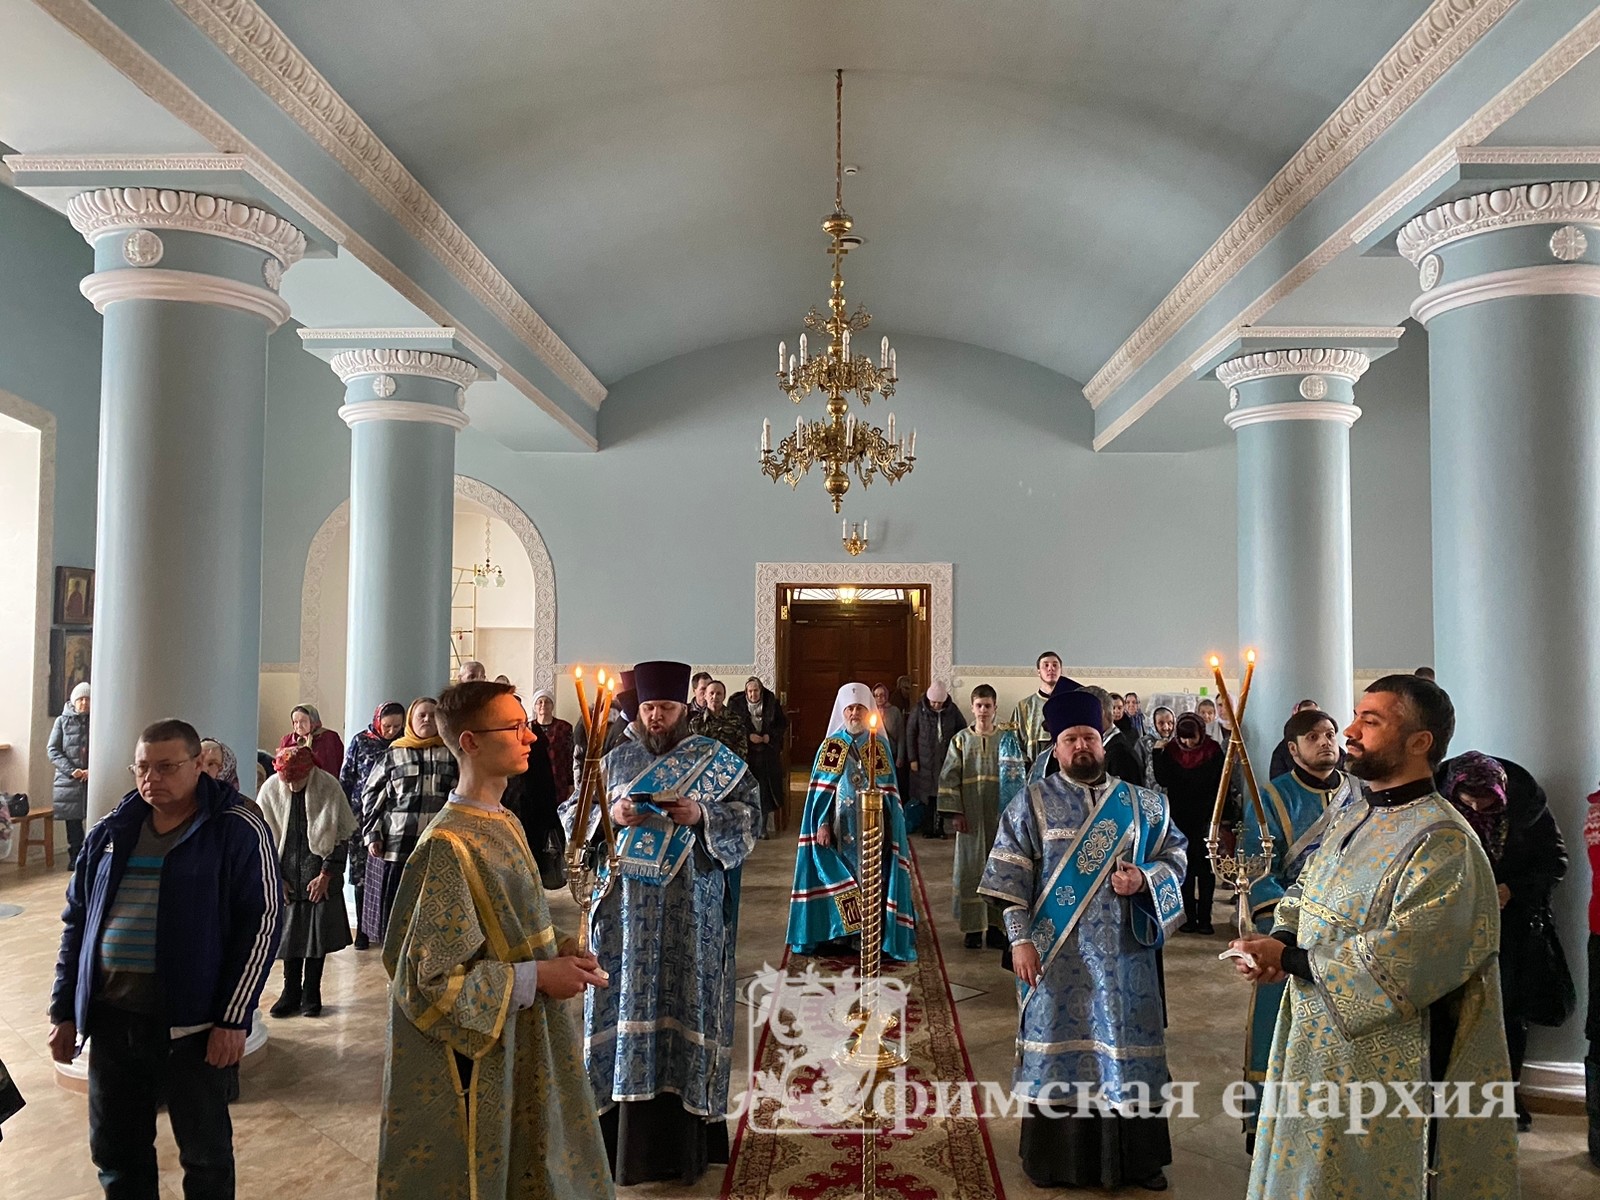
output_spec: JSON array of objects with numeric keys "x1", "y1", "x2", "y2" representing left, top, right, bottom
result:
[
  {"x1": 1396, "y1": 180, "x2": 1600, "y2": 264},
  {"x1": 68, "y1": 187, "x2": 306, "y2": 328},
  {"x1": 66, "y1": 187, "x2": 307, "y2": 267},
  {"x1": 1214, "y1": 346, "x2": 1372, "y2": 389},
  {"x1": 301, "y1": 328, "x2": 493, "y2": 433}
]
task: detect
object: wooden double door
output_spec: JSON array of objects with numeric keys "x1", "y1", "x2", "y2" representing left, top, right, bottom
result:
[{"x1": 781, "y1": 600, "x2": 924, "y2": 765}]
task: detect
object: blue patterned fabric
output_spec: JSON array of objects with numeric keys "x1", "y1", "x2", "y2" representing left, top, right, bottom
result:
[
  {"x1": 569, "y1": 733, "x2": 758, "y2": 1118},
  {"x1": 786, "y1": 729, "x2": 918, "y2": 961},
  {"x1": 978, "y1": 773, "x2": 1187, "y2": 1104}
]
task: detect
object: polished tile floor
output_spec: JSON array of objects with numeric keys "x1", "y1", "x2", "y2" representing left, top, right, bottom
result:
[{"x1": 0, "y1": 825, "x2": 1591, "y2": 1198}]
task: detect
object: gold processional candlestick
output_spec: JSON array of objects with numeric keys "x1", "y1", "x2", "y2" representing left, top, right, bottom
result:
[
  {"x1": 835, "y1": 715, "x2": 904, "y2": 1200},
  {"x1": 1205, "y1": 652, "x2": 1276, "y2": 942},
  {"x1": 565, "y1": 667, "x2": 620, "y2": 964}
]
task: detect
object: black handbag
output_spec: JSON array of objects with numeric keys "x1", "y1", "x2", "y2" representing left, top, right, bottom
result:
[
  {"x1": 3, "y1": 794, "x2": 26, "y2": 819},
  {"x1": 1520, "y1": 903, "x2": 1577, "y2": 1028}
]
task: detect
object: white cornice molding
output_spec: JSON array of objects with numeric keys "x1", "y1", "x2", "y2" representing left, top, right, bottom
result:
[
  {"x1": 166, "y1": 0, "x2": 605, "y2": 411},
  {"x1": 1215, "y1": 347, "x2": 1371, "y2": 388},
  {"x1": 80, "y1": 267, "x2": 291, "y2": 326},
  {"x1": 337, "y1": 399, "x2": 469, "y2": 430},
  {"x1": 299, "y1": 327, "x2": 459, "y2": 343},
  {"x1": 1409, "y1": 262, "x2": 1600, "y2": 323},
  {"x1": 1192, "y1": 328, "x2": 1401, "y2": 377},
  {"x1": 65, "y1": 186, "x2": 306, "y2": 265},
  {"x1": 329, "y1": 347, "x2": 480, "y2": 389},
  {"x1": 1093, "y1": 9, "x2": 1600, "y2": 452},
  {"x1": 1224, "y1": 401, "x2": 1363, "y2": 431},
  {"x1": 1397, "y1": 179, "x2": 1600, "y2": 263},
  {"x1": 27, "y1": 4, "x2": 599, "y2": 441},
  {"x1": 1455, "y1": 145, "x2": 1600, "y2": 167},
  {"x1": 1083, "y1": 0, "x2": 1514, "y2": 409}
]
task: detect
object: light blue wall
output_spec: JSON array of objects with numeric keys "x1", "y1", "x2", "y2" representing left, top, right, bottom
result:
[
  {"x1": 0, "y1": 184, "x2": 101, "y2": 566},
  {"x1": 260, "y1": 332, "x2": 1438, "y2": 672},
  {"x1": 1349, "y1": 322, "x2": 1434, "y2": 670}
]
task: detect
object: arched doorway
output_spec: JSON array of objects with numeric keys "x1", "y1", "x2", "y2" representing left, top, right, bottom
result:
[
  {"x1": 297, "y1": 477, "x2": 556, "y2": 732},
  {"x1": 0, "y1": 389, "x2": 56, "y2": 805}
]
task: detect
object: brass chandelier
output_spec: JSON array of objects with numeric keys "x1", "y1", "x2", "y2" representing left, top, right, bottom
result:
[{"x1": 759, "y1": 69, "x2": 916, "y2": 514}]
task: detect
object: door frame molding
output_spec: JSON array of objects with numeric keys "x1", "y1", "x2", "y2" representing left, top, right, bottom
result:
[{"x1": 755, "y1": 561, "x2": 953, "y2": 686}]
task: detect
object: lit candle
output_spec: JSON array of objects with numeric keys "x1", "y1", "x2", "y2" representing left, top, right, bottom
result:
[
  {"x1": 574, "y1": 667, "x2": 590, "y2": 736},
  {"x1": 762, "y1": 418, "x2": 771, "y2": 452},
  {"x1": 881, "y1": 335, "x2": 889, "y2": 369},
  {"x1": 778, "y1": 341, "x2": 786, "y2": 373},
  {"x1": 800, "y1": 334, "x2": 808, "y2": 365}
]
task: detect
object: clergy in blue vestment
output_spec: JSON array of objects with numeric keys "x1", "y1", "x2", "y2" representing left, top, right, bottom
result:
[
  {"x1": 563, "y1": 660, "x2": 760, "y2": 1187},
  {"x1": 786, "y1": 682, "x2": 918, "y2": 961},
  {"x1": 1237, "y1": 706, "x2": 1356, "y2": 1151},
  {"x1": 979, "y1": 687, "x2": 1187, "y2": 1192}
]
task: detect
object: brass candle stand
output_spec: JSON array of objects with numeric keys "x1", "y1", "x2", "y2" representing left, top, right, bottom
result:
[
  {"x1": 834, "y1": 718, "x2": 904, "y2": 1200},
  {"x1": 1204, "y1": 653, "x2": 1276, "y2": 945},
  {"x1": 565, "y1": 668, "x2": 621, "y2": 960}
]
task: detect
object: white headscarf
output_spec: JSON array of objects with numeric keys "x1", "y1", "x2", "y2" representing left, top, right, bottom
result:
[{"x1": 827, "y1": 682, "x2": 880, "y2": 737}]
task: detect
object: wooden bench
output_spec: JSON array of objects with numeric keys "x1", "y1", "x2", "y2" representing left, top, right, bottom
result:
[{"x1": 15, "y1": 810, "x2": 55, "y2": 869}]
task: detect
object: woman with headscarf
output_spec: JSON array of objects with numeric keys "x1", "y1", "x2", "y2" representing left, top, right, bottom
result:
[
  {"x1": 729, "y1": 676, "x2": 788, "y2": 836},
  {"x1": 198, "y1": 738, "x2": 241, "y2": 789},
  {"x1": 47, "y1": 681, "x2": 91, "y2": 866},
  {"x1": 1153, "y1": 710, "x2": 1224, "y2": 934},
  {"x1": 359, "y1": 697, "x2": 459, "y2": 943},
  {"x1": 338, "y1": 702, "x2": 405, "y2": 948},
  {"x1": 258, "y1": 745, "x2": 356, "y2": 1017},
  {"x1": 904, "y1": 681, "x2": 967, "y2": 837},
  {"x1": 278, "y1": 703, "x2": 345, "y2": 778},
  {"x1": 1440, "y1": 751, "x2": 1569, "y2": 1130},
  {"x1": 1141, "y1": 706, "x2": 1176, "y2": 790}
]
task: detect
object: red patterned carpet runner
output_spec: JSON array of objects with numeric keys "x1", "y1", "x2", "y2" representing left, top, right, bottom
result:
[{"x1": 720, "y1": 847, "x2": 1007, "y2": 1200}]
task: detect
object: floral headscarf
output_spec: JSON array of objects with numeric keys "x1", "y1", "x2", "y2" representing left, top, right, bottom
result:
[
  {"x1": 368, "y1": 701, "x2": 405, "y2": 740},
  {"x1": 273, "y1": 744, "x2": 316, "y2": 787},
  {"x1": 200, "y1": 738, "x2": 240, "y2": 790},
  {"x1": 1441, "y1": 751, "x2": 1510, "y2": 862}
]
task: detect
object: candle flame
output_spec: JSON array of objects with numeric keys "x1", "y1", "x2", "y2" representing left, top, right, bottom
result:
[
  {"x1": 608, "y1": 677, "x2": 617, "y2": 692},
  {"x1": 1246, "y1": 649, "x2": 1256, "y2": 664},
  {"x1": 574, "y1": 666, "x2": 583, "y2": 679},
  {"x1": 869, "y1": 713, "x2": 879, "y2": 729},
  {"x1": 597, "y1": 669, "x2": 606, "y2": 686},
  {"x1": 1208, "y1": 655, "x2": 1220, "y2": 668}
]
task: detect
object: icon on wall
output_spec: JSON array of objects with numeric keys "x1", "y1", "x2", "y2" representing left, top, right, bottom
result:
[
  {"x1": 54, "y1": 566, "x2": 93, "y2": 627},
  {"x1": 50, "y1": 627, "x2": 92, "y2": 714}
]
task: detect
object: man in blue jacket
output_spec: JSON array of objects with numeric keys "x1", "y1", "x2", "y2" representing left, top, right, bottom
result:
[{"x1": 49, "y1": 718, "x2": 282, "y2": 1199}]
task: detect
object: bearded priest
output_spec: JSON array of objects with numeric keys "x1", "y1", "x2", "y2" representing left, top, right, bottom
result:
[
  {"x1": 787, "y1": 682, "x2": 918, "y2": 961},
  {"x1": 566, "y1": 660, "x2": 760, "y2": 1186},
  {"x1": 979, "y1": 686, "x2": 1188, "y2": 1192}
]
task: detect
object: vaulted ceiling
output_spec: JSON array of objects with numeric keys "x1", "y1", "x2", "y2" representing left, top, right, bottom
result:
[{"x1": 251, "y1": 0, "x2": 1431, "y2": 386}]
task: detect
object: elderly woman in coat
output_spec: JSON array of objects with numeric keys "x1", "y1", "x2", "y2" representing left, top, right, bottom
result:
[{"x1": 47, "y1": 682, "x2": 91, "y2": 866}]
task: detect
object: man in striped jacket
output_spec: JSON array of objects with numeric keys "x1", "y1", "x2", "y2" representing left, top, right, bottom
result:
[{"x1": 49, "y1": 718, "x2": 281, "y2": 1200}]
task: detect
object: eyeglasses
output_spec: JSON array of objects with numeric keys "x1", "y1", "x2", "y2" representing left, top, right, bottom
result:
[
  {"x1": 128, "y1": 757, "x2": 196, "y2": 779},
  {"x1": 468, "y1": 721, "x2": 532, "y2": 737}
]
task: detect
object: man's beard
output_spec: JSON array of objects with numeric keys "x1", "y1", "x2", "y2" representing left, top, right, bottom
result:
[
  {"x1": 844, "y1": 718, "x2": 867, "y2": 736},
  {"x1": 1064, "y1": 752, "x2": 1105, "y2": 783},
  {"x1": 1345, "y1": 743, "x2": 1402, "y2": 781},
  {"x1": 641, "y1": 715, "x2": 691, "y2": 757}
]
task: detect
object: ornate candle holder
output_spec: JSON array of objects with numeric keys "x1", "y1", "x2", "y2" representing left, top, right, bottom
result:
[
  {"x1": 565, "y1": 668, "x2": 621, "y2": 959},
  {"x1": 1206, "y1": 826, "x2": 1277, "y2": 941},
  {"x1": 1205, "y1": 652, "x2": 1277, "y2": 957}
]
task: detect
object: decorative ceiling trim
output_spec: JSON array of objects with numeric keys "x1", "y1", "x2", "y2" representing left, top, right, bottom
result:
[
  {"x1": 299, "y1": 475, "x2": 557, "y2": 717},
  {"x1": 1224, "y1": 400, "x2": 1363, "y2": 431},
  {"x1": 1093, "y1": 7, "x2": 1600, "y2": 451},
  {"x1": 300, "y1": 326, "x2": 459, "y2": 342},
  {"x1": 753, "y1": 562, "x2": 953, "y2": 687},
  {"x1": 80, "y1": 267, "x2": 291, "y2": 327},
  {"x1": 1397, "y1": 179, "x2": 1600, "y2": 262},
  {"x1": 166, "y1": 0, "x2": 605, "y2": 410},
  {"x1": 28, "y1": 3, "x2": 597, "y2": 449},
  {"x1": 1410, "y1": 262, "x2": 1600, "y2": 323},
  {"x1": 1084, "y1": 0, "x2": 1515, "y2": 408}
]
